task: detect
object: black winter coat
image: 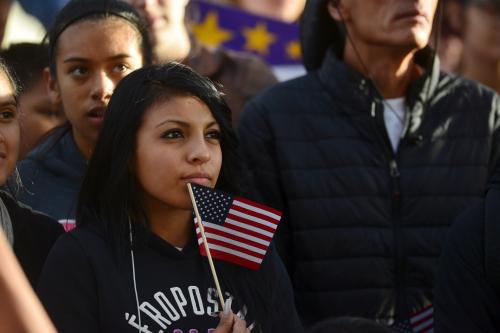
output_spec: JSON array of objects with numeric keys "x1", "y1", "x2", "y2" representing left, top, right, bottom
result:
[
  {"x1": 238, "y1": 48, "x2": 500, "y2": 326},
  {"x1": 434, "y1": 186, "x2": 500, "y2": 333}
]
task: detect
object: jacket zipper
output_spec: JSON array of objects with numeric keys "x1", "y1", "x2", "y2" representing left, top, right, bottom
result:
[
  {"x1": 372, "y1": 98, "x2": 406, "y2": 321},
  {"x1": 389, "y1": 158, "x2": 405, "y2": 320}
]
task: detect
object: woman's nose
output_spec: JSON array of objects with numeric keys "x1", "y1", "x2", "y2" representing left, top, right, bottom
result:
[
  {"x1": 186, "y1": 137, "x2": 211, "y2": 164},
  {"x1": 90, "y1": 71, "x2": 114, "y2": 102}
]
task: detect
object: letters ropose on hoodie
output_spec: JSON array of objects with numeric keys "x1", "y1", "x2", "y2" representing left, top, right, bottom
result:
[{"x1": 37, "y1": 223, "x2": 303, "y2": 333}]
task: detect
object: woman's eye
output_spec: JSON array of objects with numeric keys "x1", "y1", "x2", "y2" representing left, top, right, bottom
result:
[
  {"x1": 113, "y1": 64, "x2": 130, "y2": 74},
  {"x1": 161, "y1": 129, "x2": 184, "y2": 139},
  {"x1": 69, "y1": 67, "x2": 88, "y2": 77},
  {"x1": 0, "y1": 109, "x2": 16, "y2": 121},
  {"x1": 206, "y1": 130, "x2": 221, "y2": 140}
]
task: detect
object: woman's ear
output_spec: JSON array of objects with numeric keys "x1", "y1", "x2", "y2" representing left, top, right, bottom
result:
[
  {"x1": 327, "y1": 0, "x2": 349, "y2": 23},
  {"x1": 43, "y1": 67, "x2": 61, "y2": 105}
]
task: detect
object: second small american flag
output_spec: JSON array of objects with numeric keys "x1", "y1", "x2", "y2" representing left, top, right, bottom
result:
[{"x1": 190, "y1": 183, "x2": 282, "y2": 270}]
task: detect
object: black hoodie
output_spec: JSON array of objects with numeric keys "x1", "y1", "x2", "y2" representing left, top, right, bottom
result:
[{"x1": 37, "y1": 224, "x2": 303, "y2": 333}]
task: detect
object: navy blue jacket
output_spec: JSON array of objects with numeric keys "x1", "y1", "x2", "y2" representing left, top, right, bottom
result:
[{"x1": 17, "y1": 127, "x2": 86, "y2": 228}]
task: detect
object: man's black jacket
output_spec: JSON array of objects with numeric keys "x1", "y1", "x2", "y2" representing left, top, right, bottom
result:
[{"x1": 238, "y1": 48, "x2": 500, "y2": 326}]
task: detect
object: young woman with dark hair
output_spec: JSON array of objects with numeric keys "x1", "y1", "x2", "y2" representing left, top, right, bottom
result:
[
  {"x1": 37, "y1": 63, "x2": 302, "y2": 333},
  {"x1": 0, "y1": 57, "x2": 63, "y2": 286},
  {"x1": 17, "y1": 0, "x2": 151, "y2": 229}
]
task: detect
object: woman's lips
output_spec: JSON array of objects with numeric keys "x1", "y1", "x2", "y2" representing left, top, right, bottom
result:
[
  {"x1": 182, "y1": 174, "x2": 212, "y2": 186},
  {"x1": 86, "y1": 107, "x2": 106, "y2": 126}
]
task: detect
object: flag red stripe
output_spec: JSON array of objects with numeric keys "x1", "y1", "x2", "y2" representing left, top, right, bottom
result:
[
  {"x1": 199, "y1": 246, "x2": 260, "y2": 270},
  {"x1": 233, "y1": 196, "x2": 282, "y2": 216},
  {"x1": 226, "y1": 213, "x2": 277, "y2": 234},
  {"x1": 411, "y1": 314, "x2": 433, "y2": 327},
  {"x1": 413, "y1": 321, "x2": 433, "y2": 333},
  {"x1": 224, "y1": 221, "x2": 273, "y2": 242},
  {"x1": 410, "y1": 305, "x2": 433, "y2": 325},
  {"x1": 410, "y1": 305, "x2": 434, "y2": 332},
  {"x1": 201, "y1": 226, "x2": 269, "y2": 250},
  {"x1": 197, "y1": 235, "x2": 266, "y2": 259},
  {"x1": 231, "y1": 203, "x2": 280, "y2": 225}
]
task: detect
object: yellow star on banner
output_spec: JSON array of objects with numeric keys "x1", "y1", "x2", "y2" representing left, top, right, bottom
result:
[
  {"x1": 191, "y1": 11, "x2": 233, "y2": 48},
  {"x1": 286, "y1": 40, "x2": 302, "y2": 60},
  {"x1": 242, "y1": 22, "x2": 276, "y2": 55}
]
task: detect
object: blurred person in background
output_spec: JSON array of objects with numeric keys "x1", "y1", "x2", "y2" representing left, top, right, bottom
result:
[
  {"x1": 0, "y1": 57, "x2": 63, "y2": 287},
  {"x1": 0, "y1": 0, "x2": 45, "y2": 49},
  {"x1": 435, "y1": 0, "x2": 463, "y2": 72},
  {"x1": 459, "y1": 0, "x2": 500, "y2": 92},
  {"x1": 123, "y1": 0, "x2": 277, "y2": 127},
  {"x1": 437, "y1": 0, "x2": 499, "y2": 92},
  {"x1": 1, "y1": 43, "x2": 65, "y2": 159},
  {"x1": 17, "y1": 0, "x2": 150, "y2": 229}
]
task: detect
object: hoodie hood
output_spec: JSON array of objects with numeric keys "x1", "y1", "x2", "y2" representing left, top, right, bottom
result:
[
  {"x1": 17, "y1": 126, "x2": 87, "y2": 222},
  {"x1": 25, "y1": 126, "x2": 87, "y2": 183}
]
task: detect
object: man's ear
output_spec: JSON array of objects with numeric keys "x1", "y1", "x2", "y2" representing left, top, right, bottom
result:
[
  {"x1": 327, "y1": 0, "x2": 350, "y2": 23},
  {"x1": 43, "y1": 67, "x2": 61, "y2": 105}
]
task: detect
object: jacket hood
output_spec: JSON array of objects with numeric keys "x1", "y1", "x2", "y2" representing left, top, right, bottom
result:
[
  {"x1": 300, "y1": 0, "x2": 341, "y2": 71},
  {"x1": 24, "y1": 126, "x2": 86, "y2": 183}
]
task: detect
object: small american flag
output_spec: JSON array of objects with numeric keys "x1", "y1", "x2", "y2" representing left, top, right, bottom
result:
[
  {"x1": 392, "y1": 305, "x2": 434, "y2": 333},
  {"x1": 190, "y1": 183, "x2": 282, "y2": 270}
]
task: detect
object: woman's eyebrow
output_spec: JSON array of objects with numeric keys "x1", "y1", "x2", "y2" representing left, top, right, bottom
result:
[
  {"x1": 63, "y1": 54, "x2": 133, "y2": 64},
  {"x1": 63, "y1": 57, "x2": 88, "y2": 64},
  {"x1": 155, "y1": 119, "x2": 189, "y2": 128},
  {"x1": 205, "y1": 121, "x2": 218, "y2": 128},
  {"x1": 0, "y1": 99, "x2": 17, "y2": 108}
]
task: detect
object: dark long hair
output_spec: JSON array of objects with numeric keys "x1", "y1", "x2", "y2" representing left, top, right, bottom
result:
[
  {"x1": 76, "y1": 62, "x2": 277, "y2": 330},
  {"x1": 46, "y1": 0, "x2": 152, "y2": 76}
]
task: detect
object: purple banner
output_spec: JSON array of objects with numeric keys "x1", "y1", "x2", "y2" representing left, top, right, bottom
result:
[{"x1": 188, "y1": 0, "x2": 302, "y2": 65}]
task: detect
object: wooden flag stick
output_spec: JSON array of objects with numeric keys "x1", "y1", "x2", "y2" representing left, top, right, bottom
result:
[{"x1": 187, "y1": 183, "x2": 225, "y2": 308}]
